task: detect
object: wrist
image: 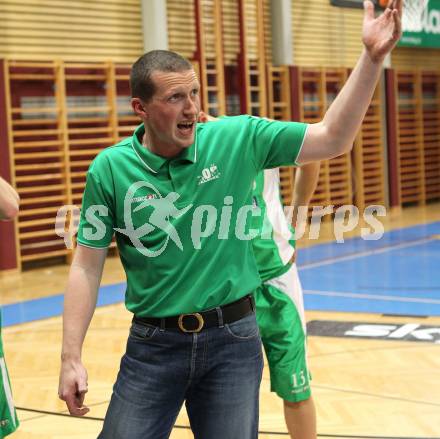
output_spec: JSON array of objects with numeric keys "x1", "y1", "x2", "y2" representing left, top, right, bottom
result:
[
  {"x1": 61, "y1": 351, "x2": 81, "y2": 362},
  {"x1": 363, "y1": 47, "x2": 385, "y2": 66}
]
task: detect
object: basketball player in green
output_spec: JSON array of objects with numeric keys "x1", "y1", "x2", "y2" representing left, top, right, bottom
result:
[
  {"x1": 199, "y1": 112, "x2": 320, "y2": 438},
  {"x1": 252, "y1": 165, "x2": 320, "y2": 439},
  {"x1": 0, "y1": 176, "x2": 20, "y2": 437}
]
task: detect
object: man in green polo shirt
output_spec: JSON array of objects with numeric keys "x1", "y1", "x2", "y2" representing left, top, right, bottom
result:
[{"x1": 58, "y1": 4, "x2": 402, "y2": 437}]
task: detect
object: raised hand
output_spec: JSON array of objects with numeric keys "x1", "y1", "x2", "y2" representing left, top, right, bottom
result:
[{"x1": 362, "y1": 0, "x2": 403, "y2": 63}]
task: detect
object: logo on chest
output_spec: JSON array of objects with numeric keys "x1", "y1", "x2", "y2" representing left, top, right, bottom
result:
[
  {"x1": 197, "y1": 163, "x2": 221, "y2": 185},
  {"x1": 114, "y1": 181, "x2": 193, "y2": 257},
  {"x1": 131, "y1": 193, "x2": 158, "y2": 203}
]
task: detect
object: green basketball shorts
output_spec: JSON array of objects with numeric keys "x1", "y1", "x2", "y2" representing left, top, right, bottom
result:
[
  {"x1": 255, "y1": 263, "x2": 311, "y2": 402},
  {"x1": 0, "y1": 335, "x2": 19, "y2": 437}
]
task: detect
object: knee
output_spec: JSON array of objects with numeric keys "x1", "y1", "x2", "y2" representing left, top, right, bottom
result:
[{"x1": 284, "y1": 397, "x2": 311, "y2": 409}]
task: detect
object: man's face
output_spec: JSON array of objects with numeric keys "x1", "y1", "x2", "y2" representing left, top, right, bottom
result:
[{"x1": 139, "y1": 69, "x2": 201, "y2": 155}]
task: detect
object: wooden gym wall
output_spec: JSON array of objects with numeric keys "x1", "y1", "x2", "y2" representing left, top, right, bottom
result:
[
  {"x1": 262, "y1": 0, "x2": 272, "y2": 64},
  {"x1": 222, "y1": 0, "x2": 241, "y2": 66},
  {"x1": 287, "y1": 2, "x2": 439, "y2": 211},
  {"x1": 166, "y1": 0, "x2": 198, "y2": 60},
  {"x1": 167, "y1": 0, "x2": 227, "y2": 116},
  {"x1": 0, "y1": 0, "x2": 143, "y2": 63},
  {"x1": 167, "y1": 0, "x2": 268, "y2": 117},
  {"x1": 289, "y1": 0, "x2": 376, "y2": 214},
  {"x1": 291, "y1": 0, "x2": 364, "y2": 68},
  {"x1": 390, "y1": 47, "x2": 440, "y2": 206},
  {"x1": 391, "y1": 70, "x2": 440, "y2": 206},
  {"x1": 1, "y1": 60, "x2": 137, "y2": 269},
  {"x1": 1, "y1": 1, "x2": 439, "y2": 271},
  {"x1": 392, "y1": 48, "x2": 440, "y2": 70}
]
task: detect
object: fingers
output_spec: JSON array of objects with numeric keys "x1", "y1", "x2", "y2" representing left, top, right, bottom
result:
[
  {"x1": 77, "y1": 381, "x2": 88, "y2": 399},
  {"x1": 363, "y1": 0, "x2": 375, "y2": 22},
  {"x1": 387, "y1": 0, "x2": 402, "y2": 17},
  {"x1": 75, "y1": 387, "x2": 89, "y2": 414},
  {"x1": 58, "y1": 368, "x2": 89, "y2": 416},
  {"x1": 76, "y1": 371, "x2": 88, "y2": 400},
  {"x1": 59, "y1": 391, "x2": 90, "y2": 416},
  {"x1": 59, "y1": 387, "x2": 90, "y2": 416},
  {"x1": 395, "y1": 0, "x2": 403, "y2": 18},
  {"x1": 392, "y1": 9, "x2": 402, "y2": 39},
  {"x1": 364, "y1": 0, "x2": 402, "y2": 30},
  {"x1": 382, "y1": 7, "x2": 392, "y2": 20},
  {"x1": 65, "y1": 391, "x2": 90, "y2": 416}
]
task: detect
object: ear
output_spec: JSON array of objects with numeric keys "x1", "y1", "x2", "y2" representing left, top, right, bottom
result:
[{"x1": 131, "y1": 98, "x2": 148, "y2": 119}]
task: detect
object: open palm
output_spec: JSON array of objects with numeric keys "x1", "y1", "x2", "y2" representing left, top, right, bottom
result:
[{"x1": 362, "y1": 0, "x2": 403, "y2": 63}]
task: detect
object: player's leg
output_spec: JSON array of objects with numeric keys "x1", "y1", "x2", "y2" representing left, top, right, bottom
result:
[
  {"x1": 0, "y1": 358, "x2": 19, "y2": 437},
  {"x1": 97, "y1": 321, "x2": 189, "y2": 439},
  {"x1": 185, "y1": 313, "x2": 264, "y2": 439},
  {"x1": 0, "y1": 333, "x2": 19, "y2": 438},
  {"x1": 284, "y1": 395, "x2": 317, "y2": 439},
  {"x1": 256, "y1": 263, "x2": 316, "y2": 439}
]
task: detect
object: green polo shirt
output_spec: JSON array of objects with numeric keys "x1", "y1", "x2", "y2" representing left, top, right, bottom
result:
[{"x1": 77, "y1": 115, "x2": 307, "y2": 317}]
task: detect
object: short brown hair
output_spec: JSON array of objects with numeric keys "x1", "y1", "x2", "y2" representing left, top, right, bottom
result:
[{"x1": 130, "y1": 50, "x2": 193, "y2": 102}]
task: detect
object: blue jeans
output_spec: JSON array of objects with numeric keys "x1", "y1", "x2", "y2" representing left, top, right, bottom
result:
[{"x1": 97, "y1": 312, "x2": 264, "y2": 439}]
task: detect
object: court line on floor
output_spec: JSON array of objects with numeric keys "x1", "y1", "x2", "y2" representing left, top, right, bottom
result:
[
  {"x1": 314, "y1": 384, "x2": 440, "y2": 407},
  {"x1": 14, "y1": 406, "x2": 437, "y2": 439},
  {"x1": 298, "y1": 236, "x2": 436, "y2": 271},
  {"x1": 309, "y1": 343, "x2": 435, "y2": 359},
  {"x1": 303, "y1": 289, "x2": 440, "y2": 304}
]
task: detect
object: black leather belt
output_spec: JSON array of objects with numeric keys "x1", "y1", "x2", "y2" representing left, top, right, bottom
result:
[{"x1": 133, "y1": 294, "x2": 255, "y2": 333}]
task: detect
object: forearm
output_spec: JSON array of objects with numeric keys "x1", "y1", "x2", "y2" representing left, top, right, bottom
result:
[
  {"x1": 0, "y1": 176, "x2": 20, "y2": 220},
  {"x1": 291, "y1": 162, "x2": 320, "y2": 226},
  {"x1": 61, "y1": 259, "x2": 102, "y2": 361},
  {"x1": 322, "y1": 49, "x2": 382, "y2": 153},
  {"x1": 298, "y1": 50, "x2": 383, "y2": 164},
  {"x1": 293, "y1": 162, "x2": 321, "y2": 207},
  {"x1": 295, "y1": 0, "x2": 401, "y2": 164}
]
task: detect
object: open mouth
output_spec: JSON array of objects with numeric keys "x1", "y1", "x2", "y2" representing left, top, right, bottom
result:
[{"x1": 177, "y1": 121, "x2": 195, "y2": 135}]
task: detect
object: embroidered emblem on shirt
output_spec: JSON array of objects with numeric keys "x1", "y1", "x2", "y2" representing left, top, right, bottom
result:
[{"x1": 197, "y1": 164, "x2": 221, "y2": 185}]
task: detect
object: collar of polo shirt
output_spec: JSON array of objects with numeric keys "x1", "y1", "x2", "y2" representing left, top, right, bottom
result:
[{"x1": 131, "y1": 124, "x2": 198, "y2": 174}]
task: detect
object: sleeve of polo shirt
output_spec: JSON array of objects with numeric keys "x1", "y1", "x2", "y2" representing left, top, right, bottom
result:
[
  {"x1": 76, "y1": 169, "x2": 115, "y2": 249},
  {"x1": 247, "y1": 116, "x2": 308, "y2": 171}
]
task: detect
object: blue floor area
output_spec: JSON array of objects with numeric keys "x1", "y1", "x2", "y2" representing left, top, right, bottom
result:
[
  {"x1": 297, "y1": 221, "x2": 440, "y2": 316},
  {"x1": 2, "y1": 283, "x2": 126, "y2": 327},
  {"x1": 298, "y1": 221, "x2": 440, "y2": 266},
  {"x1": 2, "y1": 222, "x2": 439, "y2": 326}
]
